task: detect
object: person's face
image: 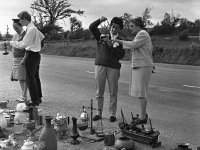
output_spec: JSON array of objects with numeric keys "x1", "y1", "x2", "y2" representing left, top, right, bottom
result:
[
  {"x1": 19, "y1": 18, "x2": 26, "y2": 26},
  {"x1": 110, "y1": 23, "x2": 121, "y2": 35},
  {"x1": 129, "y1": 22, "x2": 138, "y2": 35},
  {"x1": 13, "y1": 23, "x2": 22, "y2": 34}
]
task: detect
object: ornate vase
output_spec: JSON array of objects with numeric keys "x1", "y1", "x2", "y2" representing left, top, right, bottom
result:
[{"x1": 38, "y1": 116, "x2": 57, "y2": 150}]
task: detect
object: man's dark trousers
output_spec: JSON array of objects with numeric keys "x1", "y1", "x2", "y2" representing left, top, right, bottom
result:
[{"x1": 25, "y1": 51, "x2": 42, "y2": 104}]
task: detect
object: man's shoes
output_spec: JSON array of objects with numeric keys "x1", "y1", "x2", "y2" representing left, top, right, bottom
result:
[
  {"x1": 110, "y1": 116, "x2": 116, "y2": 122},
  {"x1": 38, "y1": 98, "x2": 42, "y2": 103},
  {"x1": 93, "y1": 115, "x2": 102, "y2": 121}
]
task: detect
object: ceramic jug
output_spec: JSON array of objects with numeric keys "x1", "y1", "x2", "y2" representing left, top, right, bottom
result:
[
  {"x1": 21, "y1": 140, "x2": 37, "y2": 150},
  {"x1": 38, "y1": 116, "x2": 57, "y2": 150},
  {"x1": 0, "y1": 109, "x2": 7, "y2": 129}
]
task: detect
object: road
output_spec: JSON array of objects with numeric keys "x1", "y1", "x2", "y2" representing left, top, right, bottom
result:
[{"x1": 0, "y1": 53, "x2": 200, "y2": 149}]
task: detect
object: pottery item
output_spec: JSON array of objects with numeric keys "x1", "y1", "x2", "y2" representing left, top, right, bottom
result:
[
  {"x1": 0, "y1": 109, "x2": 7, "y2": 129},
  {"x1": 104, "y1": 131, "x2": 115, "y2": 146},
  {"x1": 70, "y1": 117, "x2": 80, "y2": 144},
  {"x1": 114, "y1": 136, "x2": 135, "y2": 150},
  {"x1": 14, "y1": 119, "x2": 24, "y2": 134},
  {"x1": 21, "y1": 140, "x2": 37, "y2": 150},
  {"x1": 38, "y1": 116, "x2": 57, "y2": 150},
  {"x1": 16, "y1": 102, "x2": 28, "y2": 112},
  {"x1": 14, "y1": 111, "x2": 27, "y2": 124},
  {"x1": 0, "y1": 134, "x2": 17, "y2": 150},
  {"x1": 0, "y1": 100, "x2": 9, "y2": 109}
]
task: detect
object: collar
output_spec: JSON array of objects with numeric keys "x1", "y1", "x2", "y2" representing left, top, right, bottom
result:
[
  {"x1": 19, "y1": 30, "x2": 25, "y2": 35},
  {"x1": 26, "y1": 22, "x2": 33, "y2": 30},
  {"x1": 110, "y1": 31, "x2": 118, "y2": 40}
]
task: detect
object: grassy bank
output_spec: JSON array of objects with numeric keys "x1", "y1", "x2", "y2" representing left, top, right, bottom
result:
[{"x1": 41, "y1": 36, "x2": 200, "y2": 66}]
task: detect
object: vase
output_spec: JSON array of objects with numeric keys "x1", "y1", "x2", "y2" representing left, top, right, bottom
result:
[
  {"x1": 38, "y1": 116, "x2": 57, "y2": 150},
  {"x1": 0, "y1": 109, "x2": 7, "y2": 129},
  {"x1": 114, "y1": 136, "x2": 135, "y2": 150}
]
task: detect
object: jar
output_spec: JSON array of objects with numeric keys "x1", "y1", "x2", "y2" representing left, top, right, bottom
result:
[
  {"x1": 14, "y1": 111, "x2": 27, "y2": 124},
  {"x1": 14, "y1": 120, "x2": 24, "y2": 134},
  {"x1": 0, "y1": 109, "x2": 7, "y2": 129}
]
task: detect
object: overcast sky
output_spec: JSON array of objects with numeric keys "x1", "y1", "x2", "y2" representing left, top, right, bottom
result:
[{"x1": 0, "y1": 0, "x2": 200, "y2": 35}]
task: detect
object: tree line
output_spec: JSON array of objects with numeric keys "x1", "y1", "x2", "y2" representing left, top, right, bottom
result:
[{"x1": 0, "y1": 0, "x2": 199, "y2": 41}]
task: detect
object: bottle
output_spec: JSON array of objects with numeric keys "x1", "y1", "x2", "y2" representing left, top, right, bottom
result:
[{"x1": 38, "y1": 116, "x2": 57, "y2": 150}]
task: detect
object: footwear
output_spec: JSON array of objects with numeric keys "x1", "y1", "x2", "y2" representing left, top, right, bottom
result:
[
  {"x1": 110, "y1": 116, "x2": 116, "y2": 122},
  {"x1": 93, "y1": 115, "x2": 102, "y2": 121},
  {"x1": 16, "y1": 97, "x2": 26, "y2": 102},
  {"x1": 134, "y1": 114, "x2": 148, "y2": 125},
  {"x1": 38, "y1": 98, "x2": 42, "y2": 103}
]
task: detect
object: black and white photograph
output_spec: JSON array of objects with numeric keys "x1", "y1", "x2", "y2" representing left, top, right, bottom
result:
[{"x1": 0, "y1": 0, "x2": 200, "y2": 149}]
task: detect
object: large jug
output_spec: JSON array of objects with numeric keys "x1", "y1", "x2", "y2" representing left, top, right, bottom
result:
[{"x1": 38, "y1": 116, "x2": 57, "y2": 150}]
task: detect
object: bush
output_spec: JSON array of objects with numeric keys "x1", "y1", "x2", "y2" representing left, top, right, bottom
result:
[{"x1": 178, "y1": 30, "x2": 190, "y2": 41}]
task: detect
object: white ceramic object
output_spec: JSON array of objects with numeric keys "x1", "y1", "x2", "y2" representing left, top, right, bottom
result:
[
  {"x1": 21, "y1": 140, "x2": 37, "y2": 150},
  {"x1": 0, "y1": 109, "x2": 7, "y2": 129},
  {"x1": 16, "y1": 102, "x2": 28, "y2": 112}
]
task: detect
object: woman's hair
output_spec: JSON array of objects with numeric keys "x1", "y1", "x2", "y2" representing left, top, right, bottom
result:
[
  {"x1": 17, "y1": 11, "x2": 31, "y2": 21},
  {"x1": 110, "y1": 17, "x2": 124, "y2": 30},
  {"x1": 131, "y1": 17, "x2": 145, "y2": 29}
]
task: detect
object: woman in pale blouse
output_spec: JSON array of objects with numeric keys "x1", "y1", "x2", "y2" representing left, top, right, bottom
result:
[{"x1": 112, "y1": 17, "x2": 154, "y2": 125}]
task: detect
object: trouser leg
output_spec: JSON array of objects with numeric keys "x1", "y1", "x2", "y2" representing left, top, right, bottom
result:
[
  {"x1": 107, "y1": 67, "x2": 120, "y2": 116},
  {"x1": 19, "y1": 80, "x2": 28, "y2": 99},
  {"x1": 95, "y1": 65, "x2": 106, "y2": 115},
  {"x1": 25, "y1": 52, "x2": 41, "y2": 103}
]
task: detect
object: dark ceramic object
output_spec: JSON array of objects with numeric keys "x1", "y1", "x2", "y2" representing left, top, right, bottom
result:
[
  {"x1": 38, "y1": 116, "x2": 57, "y2": 150},
  {"x1": 114, "y1": 136, "x2": 135, "y2": 150}
]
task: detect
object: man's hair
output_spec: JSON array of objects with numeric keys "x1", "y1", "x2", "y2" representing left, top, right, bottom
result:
[
  {"x1": 17, "y1": 11, "x2": 31, "y2": 21},
  {"x1": 131, "y1": 17, "x2": 145, "y2": 29},
  {"x1": 110, "y1": 17, "x2": 123, "y2": 30}
]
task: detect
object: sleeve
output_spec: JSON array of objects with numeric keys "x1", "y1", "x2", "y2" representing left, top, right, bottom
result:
[
  {"x1": 123, "y1": 31, "x2": 148, "y2": 50},
  {"x1": 10, "y1": 28, "x2": 35, "y2": 49},
  {"x1": 89, "y1": 19, "x2": 101, "y2": 41}
]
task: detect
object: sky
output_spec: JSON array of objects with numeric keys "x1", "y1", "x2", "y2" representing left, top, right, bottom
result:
[{"x1": 0, "y1": 0, "x2": 200, "y2": 35}]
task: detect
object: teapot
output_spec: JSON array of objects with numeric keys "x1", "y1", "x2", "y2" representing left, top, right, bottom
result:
[
  {"x1": 0, "y1": 134, "x2": 17, "y2": 150},
  {"x1": 80, "y1": 106, "x2": 89, "y2": 122},
  {"x1": 21, "y1": 140, "x2": 37, "y2": 150}
]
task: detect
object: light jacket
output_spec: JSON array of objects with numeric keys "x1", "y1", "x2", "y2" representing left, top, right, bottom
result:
[{"x1": 123, "y1": 30, "x2": 154, "y2": 68}]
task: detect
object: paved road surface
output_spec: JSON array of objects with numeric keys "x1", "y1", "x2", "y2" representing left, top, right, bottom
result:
[{"x1": 0, "y1": 53, "x2": 200, "y2": 149}]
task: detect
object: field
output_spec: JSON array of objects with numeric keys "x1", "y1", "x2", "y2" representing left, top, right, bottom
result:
[{"x1": 1, "y1": 36, "x2": 200, "y2": 66}]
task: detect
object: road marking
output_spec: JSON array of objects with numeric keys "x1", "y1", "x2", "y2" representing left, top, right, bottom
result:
[
  {"x1": 86, "y1": 71, "x2": 95, "y2": 74},
  {"x1": 183, "y1": 85, "x2": 200, "y2": 89}
]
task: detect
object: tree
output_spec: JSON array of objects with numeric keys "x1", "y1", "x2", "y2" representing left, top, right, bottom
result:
[
  {"x1": 121, "y1": 13, "x2": 133, "y2": 30},
  {"x1": 69, "y1": 17, "x2": 82, "y2": 32},
  {"x1": 0, "y1": 32, "x2": 3, "y2": 40},
  {"x1": 142, "y1": 6, "x2": 153, "y2": 28},
  {"x1": 31, "y1": 0, "x2": 84, "y2": 26}
]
